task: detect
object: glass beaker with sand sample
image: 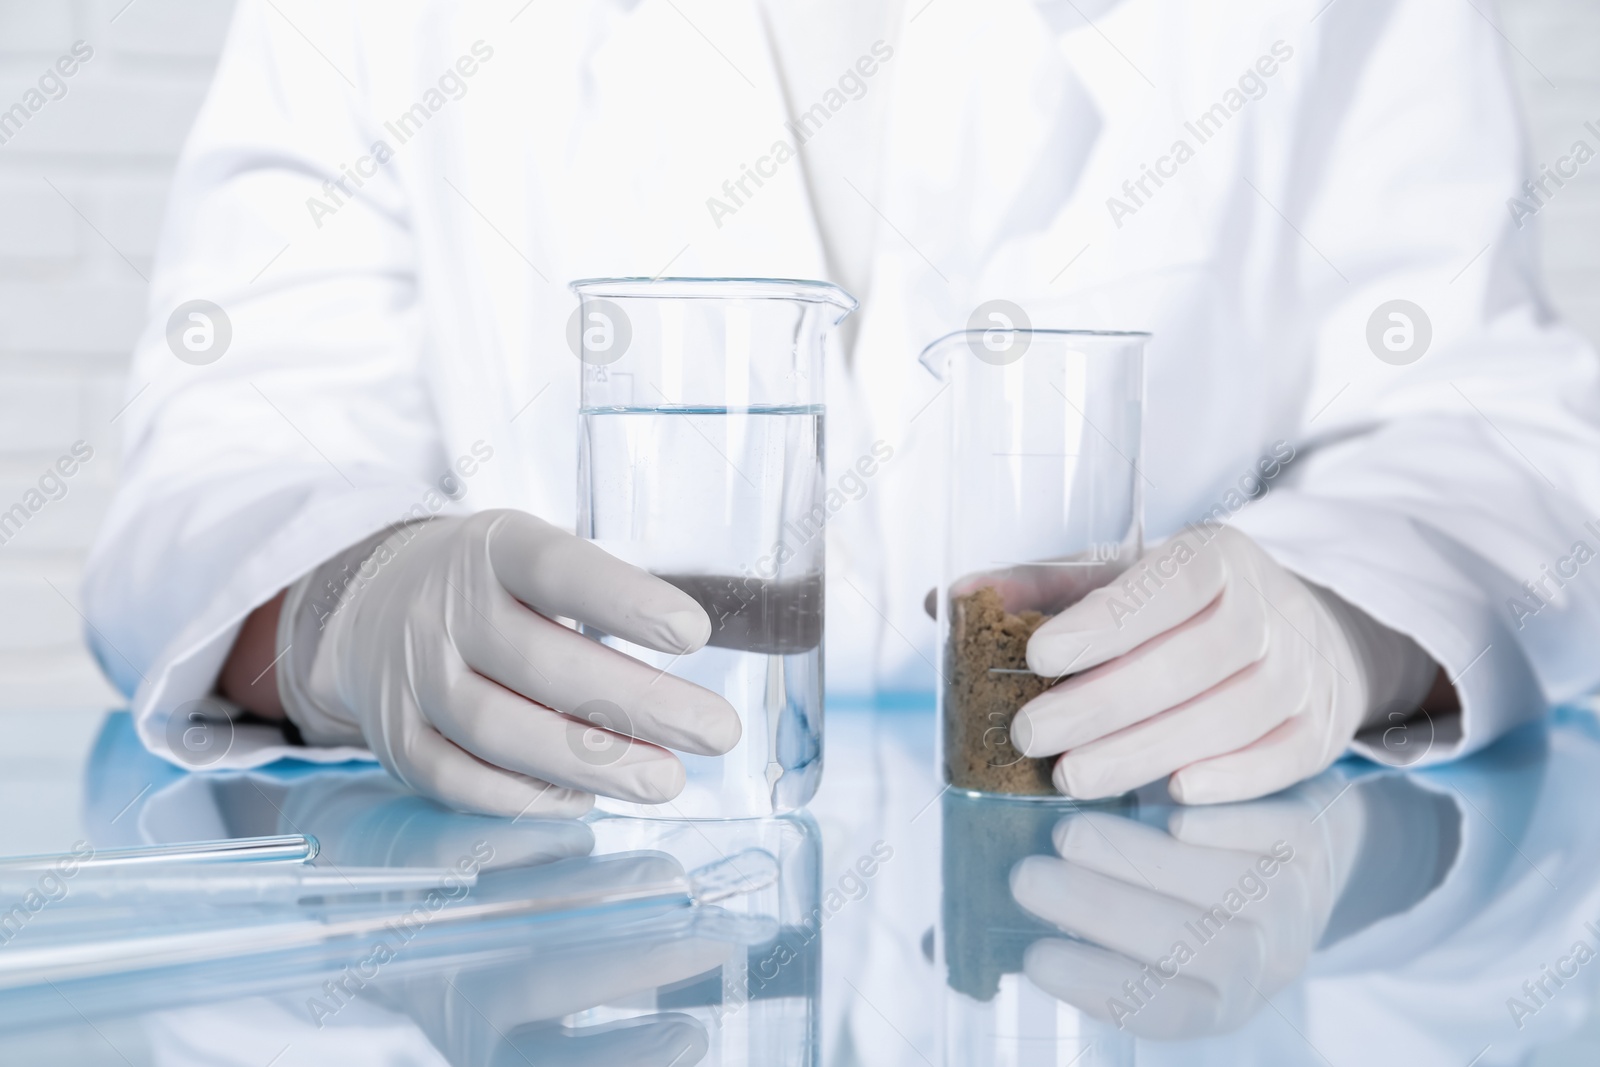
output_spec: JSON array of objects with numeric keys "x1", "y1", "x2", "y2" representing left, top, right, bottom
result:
[
  {"x1": 573, "y1": 277, "x2": 857, "y2": 819},
  {"x1": 920, "y1": 326, "x2": 1147, "y2": 797}
]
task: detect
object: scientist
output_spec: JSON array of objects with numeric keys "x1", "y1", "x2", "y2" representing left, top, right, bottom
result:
[{"x1": 83, "y1": 0, "x2": 1600, "y2": 815}]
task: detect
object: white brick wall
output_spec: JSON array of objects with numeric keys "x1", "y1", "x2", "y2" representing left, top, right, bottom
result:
[
  {"x1": 1502, "y1": 0, "x2": 1600, "y2": 345},
  {"x1": 0, "y1": 0, "x2": 234, "y2": 711},
  {"x1": 0, "y1": 0, "x2": 1596, "y2": 712}
]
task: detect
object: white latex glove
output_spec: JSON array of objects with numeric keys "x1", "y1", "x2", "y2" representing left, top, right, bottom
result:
[
  {"x1": 1013, "y1": 526, "x2": 1428, "y2": 804},
  {"x1": 279, "y1": 510, "x2": 741, "y2": 817}
]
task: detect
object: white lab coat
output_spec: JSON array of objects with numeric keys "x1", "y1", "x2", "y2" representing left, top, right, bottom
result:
[{"x1": 83, "y1": 0, "x2": 1600, "y2": 772}]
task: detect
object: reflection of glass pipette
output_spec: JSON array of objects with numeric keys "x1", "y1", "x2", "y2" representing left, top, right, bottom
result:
[
  {"x1": 0, "y1": 889, "x2": 783, "y2": 1033},
  {"x1": 0, "y1": 849, "x2": 779, "y2": 990},
  {"x1": 0, "y1": 835, "x2": 319, "y2": 871},
  {"x1": 0, "y1": 865, "x2": 471, "y2": 902}
]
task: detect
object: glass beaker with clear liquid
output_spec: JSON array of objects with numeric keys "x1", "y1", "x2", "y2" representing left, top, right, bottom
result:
[
  {"x1": 573, "y1": 277, "x2": 857, "y2": 819},
  {"x1": 920, "y1": 328, "x2": 1147, "y2": 798}
]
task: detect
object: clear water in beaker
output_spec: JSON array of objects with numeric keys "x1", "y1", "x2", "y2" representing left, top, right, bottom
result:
[{"x1": 573, "y1": 278, "x2": 855, "y2": 818}]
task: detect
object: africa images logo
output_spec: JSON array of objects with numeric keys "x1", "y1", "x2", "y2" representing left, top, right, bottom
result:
[
  {"x1": 1365, "y1": 300, "x2": 1431, "y2": 366},
  {"x1": 165, "y1": 299, "x2": 232, "y2": 365}
]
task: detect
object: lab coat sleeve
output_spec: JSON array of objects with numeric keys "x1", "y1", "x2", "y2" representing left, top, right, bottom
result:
[
  {"x1": 1229, "y1": 0, "x2": 1600, "y2": 766},
  {"x1": 82, "y1": 0, "x2": 453, "y2": 769}
]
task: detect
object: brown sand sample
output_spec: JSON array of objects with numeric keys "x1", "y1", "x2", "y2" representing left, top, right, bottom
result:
[{"x1": 945, "y1": 586, "x2": 1057, "y2": 795}]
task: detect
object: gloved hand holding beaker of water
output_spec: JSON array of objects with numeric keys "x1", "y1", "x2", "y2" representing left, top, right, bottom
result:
[
  {"x1": 270, "y1": 509, "x2": 743, "y2": 817},
  {"x1": 239, "y1": 276, "x2": 855, "y2": 819}
]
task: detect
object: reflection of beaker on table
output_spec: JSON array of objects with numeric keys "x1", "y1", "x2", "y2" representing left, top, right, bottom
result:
[
  {"x1": 919, "y1": 329, "x2": 1147, "y2": 798},
  {"x1": 940, "y1": 790, "x2": 1136, "y2": 1066},
  {"x1": 588, "y1": 812, "x2": 824, "y2": 1067},
  {"x1": 572, "y1": 278, "x2": 857, "y2": 819}
]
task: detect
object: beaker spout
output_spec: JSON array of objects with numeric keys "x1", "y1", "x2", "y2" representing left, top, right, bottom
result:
[{"x1": 918, "y1": 330, "x2": 967, "y2": 382}]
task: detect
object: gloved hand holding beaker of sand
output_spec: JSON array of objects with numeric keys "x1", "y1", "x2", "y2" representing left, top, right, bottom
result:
[{"x1": 1013, "y1": 527, "x2": 1448, "y2": 804}]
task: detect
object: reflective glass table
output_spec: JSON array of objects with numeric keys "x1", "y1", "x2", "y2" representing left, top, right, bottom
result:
[{"x1": 1, "y1": 698, "x2": 1598, "y2": 1066}]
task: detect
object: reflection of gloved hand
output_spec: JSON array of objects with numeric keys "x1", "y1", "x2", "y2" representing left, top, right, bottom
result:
[
  {"x1": 278, "y1": 510, "x2": 741, "y2": 817},
  {"x1": 140, "y1": 853, "x2": 753, "y2": 1067},
  {"x1": 265, "y1": 769, "x2": 596, "y2": 871},
  {"x1": 378, "y1": 853, "x2": 757, "y2": 1067},
  {"x1": 397, "y1": 935, "x2": 735, "y2": 1067},
  {"x1": 1014, "y1": 526, "x2": 1438, "y2": 803},
  {"x1": 1011, "y1": 777, "x2": 1362, "y2": 1037}
]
